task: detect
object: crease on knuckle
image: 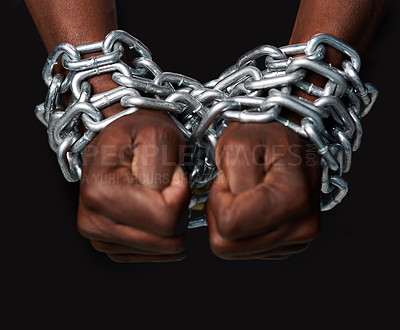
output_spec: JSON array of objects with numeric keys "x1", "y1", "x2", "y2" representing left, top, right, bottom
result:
[
  {"x1": 215, "y1": 135, "x2": 254, "y2": 169},
  {"x1": 138, "y1": 122, "x2": 182, "y2": 147},
  {"x1": 77, "y1": 209, "x2": 109, "y2": 241},
  {"x1": 147, "y1": 207, "x2": 179, "y2": 237},
  {"x1": 214, "y1": 206, "x2": 244, "y2": 240},
  {"x1": 90, "y1": 240, "x2": 111, "y2": 253},
  {"x1": 158, "y1": 236, "x2": 185, "y2": 254},
  {"x1": 289, "y1": 216, "x2": 321, "y2": 244},
  {"x1": 80, "y1": 179, "x2": 109, "y2": 212},
  {"x1": 209, "y1": 233, "x2": 234, "y2": 260}
]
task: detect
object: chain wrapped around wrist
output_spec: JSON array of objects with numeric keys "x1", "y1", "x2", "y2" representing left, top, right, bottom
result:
[{"x1": 34, "y1": 30, "x2": 378, "y2": 228}]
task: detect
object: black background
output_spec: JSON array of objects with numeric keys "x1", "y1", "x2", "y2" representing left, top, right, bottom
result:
[{"x1": 5, "y1": 0, "x2": 399, "y2": 327}]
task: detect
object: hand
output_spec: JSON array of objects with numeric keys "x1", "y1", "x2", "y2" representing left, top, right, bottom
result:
[
  {"x1": 77, "y1": 110, "x2": 190, "y2": 262},
  {"x1": 206, "y1": 121, "x2": 321, "y2": 260}
]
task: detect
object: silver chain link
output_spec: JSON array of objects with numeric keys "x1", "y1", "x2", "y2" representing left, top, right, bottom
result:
[{"x1": 34, "y1": 30, "x2": 378, "y2": 228}]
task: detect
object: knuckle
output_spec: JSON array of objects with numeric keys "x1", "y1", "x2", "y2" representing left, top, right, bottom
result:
[
  {"x1": 216, "y1": 134, "x2": 252, "y2": 158},
  {"x1": 304, "y1": 218, "x2": 321, "y2": 240},
  {"x1": 214, "y1": 210, "x2": 242, "y2": 240},
  {"x1": 210, "y1": 202, "x2": 244, "y2": 240},
  {"x1": 90, "y1": 240, "x2": 110, "y2": 253},
  {"x1": 292, "y1": 216, "x2": 321, "y2": 243},
  {"x1": 161, "y1": 238, "x2": 185, "y2": 254},
  {"x1": 282, "y1": 172, "x2": 318, "y2": 217},
  {"x1": 221, "y1": 133, "x2": 254, "y2": 148},
  {"x1": 208, "y1": 233, "x2": 233, "y2": 259},
  {"x1": 138, "y1": 121, "x2": 182, "y2": 146},
  {"x1": 148, "y1": 207, "x2": 181, "y2": 237},
  {"x1": 76, "y1": 209, "x2": 106, "y2": 241},
  {"x1": 154, "y1": 217, "x2": 178, "y2": 237},
  {"x1": 79, "y1": 179, "x2": 106, "y2": 211}
]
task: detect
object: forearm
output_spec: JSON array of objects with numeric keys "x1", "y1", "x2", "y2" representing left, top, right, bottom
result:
[
  {"x1": 287, "y1": 0, "x2": 387, "y2": 108},
  {"x1": 24, "y1": 0, "x2": 118, "y2": 52},
  {"x1": 25, "y1": 0, "x2": 122, "y2": 117},
  {"x1": 289, "y1": 0, "x2": 387, "y2": 63}
]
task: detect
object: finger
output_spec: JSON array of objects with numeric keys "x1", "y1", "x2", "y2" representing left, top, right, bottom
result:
[
  {"x1": 77, "y1": 208, "x2": 185, "y2": 254},
  {"x1": 258, "y1": 242, "x2": 312, "y2": 259},
  {"x1": 81, "y1": 165, "x2": 190, "y2": 236},
  {"x1": 207, "y1": 201, "x2": 319, "y2": 259},
  {"x1": 219, "y1": 242, "x2": 312, "y2": 260},
  {"x1": 207, "y1": 202, "x2": 284, "y2": 258},
  {"x1": 90, "y1": 240, "x2": 169, "y2": 255},
  {"x1": 90, "y1": 240, "x2": 187, "y2": 262},
  {"x1": 260, "y1": 256, "x2": 291, "y2": 260},
  {"x1": 161, "y1": 166, "x2": 191, "y2": 210},
  {"x1": 208, "y1": 153, "x2": 317, "y2": 240},
  {"x1": 107, "y1": 252, "x2": 186, "y2": 263}
]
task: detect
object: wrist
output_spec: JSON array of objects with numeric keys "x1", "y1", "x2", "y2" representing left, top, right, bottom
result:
[
  {"x1": 85, "y1": 73, "x2": 123, "y2": 118},
  {"x1": 287, "y1": 45, "x2": 346, "y2": 125}
]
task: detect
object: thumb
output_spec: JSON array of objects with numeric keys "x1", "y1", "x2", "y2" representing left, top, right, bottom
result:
[
  {"x1": 207, "y1": 170, "x2": 235, "y2": 223},
  {"x1": 162, "y1": 166, "x2": 191, "y2": 211},
  {"x1": 213, "y1": 169, "x2": 229, "y2": 190}
]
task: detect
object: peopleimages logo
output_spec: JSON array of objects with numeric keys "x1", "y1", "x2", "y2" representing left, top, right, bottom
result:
[{"x1": 81, "y1": 142, "x2": 320, "y2": 168}]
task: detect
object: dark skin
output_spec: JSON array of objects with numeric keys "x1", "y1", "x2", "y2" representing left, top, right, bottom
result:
[
  {"x1": 25, "y1": 0, "x2": 387, "y2": 262},
  {"x1": 77, "y1": 111, "x2": 190, "y2": 262}
]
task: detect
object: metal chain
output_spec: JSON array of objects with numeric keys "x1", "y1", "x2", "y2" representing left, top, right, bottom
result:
[{"x1": 34, "y1": 30, "x2": 378, "y2": 228}]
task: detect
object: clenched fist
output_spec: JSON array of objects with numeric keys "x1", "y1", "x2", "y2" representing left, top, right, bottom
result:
[
  {"x1": 77, "y1": 110, "x2": 190, "y2": 262},
  {"x1": 206, "y1": 121, "x2": 321, "y2": 260}
]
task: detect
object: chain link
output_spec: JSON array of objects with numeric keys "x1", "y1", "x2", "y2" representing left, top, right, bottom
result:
[{"x1": 34, "y1": 30, "x2": 378, "y2": 228}]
